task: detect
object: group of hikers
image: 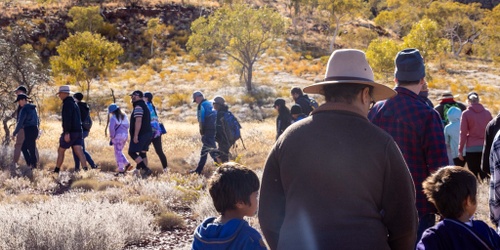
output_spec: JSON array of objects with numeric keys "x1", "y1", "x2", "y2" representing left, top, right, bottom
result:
[
  {"x1": 10, "y1": 47, "x2": 500, "y2": 249},
  {"x1": 192, "y1": 48, "x2": 500, "y2": 250}
]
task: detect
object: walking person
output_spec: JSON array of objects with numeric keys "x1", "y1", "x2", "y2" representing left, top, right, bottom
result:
[
  {"x1": 53, "y1": 85, "x2": 88, "y2": 173},
  {"x1": 213, "y1": 96, "x2": 231, "y2": 163},
  {"x1": 259, "y1": 49, "x2": 417, "y2": 250},
  {"x1": 12, "y1": 85, "x2": 39, "y2": 167},
  {"x1": 128, "y1": 90, "x2": 153, "y2": 178},
  {"x1": 458, "y1": 92, "x2": 492, "y2": 181},
  {"x1": 273, "y1": 98, "x2": 291, "y2": 140},
  {"x1": 368, "y1": 48, "x2": 448, "y2": 243},
  {"x1": 481, "y1": 113, "x2": 500, "y2": 179},
  {"x1": 290, "y1": 87, "x2": 317, "y2": 115},
  {"x1": 190, "y1": 91, "x2": 217, "y2": 174},
  {"x1": 444, "y1": 107, "x2": 465, "y2": 166},
  {"x1": 12, "y1": 94, "x2": 39, "y2": 169},
  {"x1": 72, "y1": 92, "x2": 98, "y2": 171},
  {"x1": 108, "y1": 104, "x2": 131, "y2": 175},
  {"x1": 434, "y1": 92, "x2": 466, "y2": 125},
  {"x1": 143, "y1": 92, "x2": 168, "y2": 172}
]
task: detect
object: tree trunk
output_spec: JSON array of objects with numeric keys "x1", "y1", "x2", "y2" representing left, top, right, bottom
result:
[
  {"x1": 246, "y1": 63, "x2": 253, "y2": 92},
  {"x1": 329, "y1": 15, "x2": 340, "y2": 53},
  {"x1": 2, "y1": 118, "x2": 11, "y2": 145}
]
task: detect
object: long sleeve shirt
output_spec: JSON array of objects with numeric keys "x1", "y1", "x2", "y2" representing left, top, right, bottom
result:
[
  {"x1": 368, "y1": 87, "x2": 448, "y2": 218},
  {"x1": 459, "y1": 103, "x2": 492, "y2": 154},
  {"x1": 489, "y1": 130, "x2": 500, "y2": 227}
]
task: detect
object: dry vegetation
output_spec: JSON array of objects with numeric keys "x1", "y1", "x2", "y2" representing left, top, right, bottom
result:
[{"x1": 1, "y1": 0, "x2": 500, "y2": 249}]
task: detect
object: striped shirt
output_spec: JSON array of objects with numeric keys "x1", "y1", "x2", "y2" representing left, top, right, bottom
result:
[{"x1": 489, "y1": 129, "x2": 500, "y2": 227}]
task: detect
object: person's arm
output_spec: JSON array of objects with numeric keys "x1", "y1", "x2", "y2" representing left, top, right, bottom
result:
[
  {"x1": 109, "y1": 116, "x2": 116, "y2": 138},
  {"x1": 489, "y1": 138, "x2": 500, "y2": 227},
  {"x1": 382, "y1": 139, "x2": 418, "y2": 250},
  {"x1": 133, "y1": 106, "x2": 143, "y2": 143},
  {"x1": 13, "y1": 108, "x2": 26, "y2": 136},
  {"x1": 482, "y1": 122, "x2": 494, "y2": 175},
  {"x1": 199, "y1": 104, "x2": 206, "y2": 135},
  {"x1": 258, "y1": 147, "x2": 286, "y2": 250},
  {"x1": 458, "y1": 112, "x2": 468, "y2": 160},
  {"x1": 424, "y1": 111, "x2": 449, "y2": 172}
]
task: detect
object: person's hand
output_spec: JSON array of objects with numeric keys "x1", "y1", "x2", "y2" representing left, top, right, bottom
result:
[
  {"x1": 133, "y1": 135, "x2": 139, "y2": 143},
  {"x1": 458, "y1": 155, "x2": 464, "y2": 161},
  {"x1": 64, "y1": 133, "x2": 70, "y2": 143}
]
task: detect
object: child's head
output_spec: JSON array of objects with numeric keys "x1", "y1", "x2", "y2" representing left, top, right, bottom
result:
[
  {"x1": 423, "y1": 166, "x2": 477, "y2": 219},
  {"x1": 208, "y1": 162, "x2": 260, "y2": 216}
]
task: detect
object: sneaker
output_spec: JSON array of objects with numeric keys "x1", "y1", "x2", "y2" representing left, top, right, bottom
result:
[
  {"x1": 92, "y1": 164, "x2": 99, "y2": 169},
  {"x1": 83, "y1": 167, "x2": 88, "y2": 171},
  {"x1": 163, "y1": 168, "x2": 168, "y2": 174},
  {"x1": 189, "y1": 169, "x2": 200, "y2": 175},
  {"x1": 141, "y1": 168, "x2": 152, "y2": 178},
  {"x1": 53, "y1": 167, "x2": 60, "y2": 173},
  {"x1": 125, "y1": 163, "x2": 134, "y2": 172}
]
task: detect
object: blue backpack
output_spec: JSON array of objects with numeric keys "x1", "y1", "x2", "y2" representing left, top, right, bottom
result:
[{"x1": 222, "y1": 111, "x2": 242, "y2": 146}]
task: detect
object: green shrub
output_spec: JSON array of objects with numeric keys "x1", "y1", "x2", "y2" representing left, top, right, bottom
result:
[{"x1": 155, "y1": 211, "x2": 186, "y2": 230}]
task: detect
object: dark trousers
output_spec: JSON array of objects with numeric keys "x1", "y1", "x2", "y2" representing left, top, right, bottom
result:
[
  {"x1": 466, "y1": 151, "x2": 487, "y2": 180},
  {"x1": 72, "y1": 131, "x2": 96, "y2": 170},
  {"x1": 151, "y1": 135, "x2": 168, "y2": 169},
  {"x1": 22, "y1": 126, "x2": 38, "y2": 168},
  {"x1": 217, "y1": 139, "x2": 231, "y2": 163},
  {"x1": 195, "y1": 130, "x2": 217, "y2": 174},
  {"x1": 453, "y1": 157, "x2": 466, "y2": 167}
]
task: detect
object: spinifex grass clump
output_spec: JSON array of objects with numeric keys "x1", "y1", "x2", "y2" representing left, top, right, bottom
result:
[{"x1": 0, "y1": 194, "x2": 156, "y2": 250}]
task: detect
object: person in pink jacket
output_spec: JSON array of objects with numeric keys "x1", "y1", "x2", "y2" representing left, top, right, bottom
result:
[{"x1": 459, "y1": 92, "x2": 492, "y2": 181}]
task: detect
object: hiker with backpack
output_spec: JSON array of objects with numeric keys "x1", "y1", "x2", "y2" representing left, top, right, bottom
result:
[
  {"x1": 434, "y1": 92, "x2": 466, "y2": 125},
  {"x1": 72, "y1": 92, "x2": 99, "y2": 171},
  {"x1": 290, "y1": 86, "x2": 318, "y2": 116},
  {"x1": 212, "y1": 95, "x2": 241, "y2": 163},
  {"x1": 143, "y1": 92, "x2": 168, "y2": 173}
]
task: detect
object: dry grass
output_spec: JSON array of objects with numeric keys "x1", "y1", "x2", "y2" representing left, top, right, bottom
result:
[{"x1": 155, "y1": 211, "x2": 186, "y2": 230}]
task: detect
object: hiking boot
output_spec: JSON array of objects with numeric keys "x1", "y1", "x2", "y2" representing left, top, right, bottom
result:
[
  {"x1": 83, "y1": 167, "x2": 88, "y2": 171},
  {"x1": 189, "y1": 169, "x2": 200, "y2": 175},
  {"x1": 141, "y1": 168, "x2": 152, "y2": 178},
  {"x1": 53, "y1": 167, "x2": 60, "y2": 173},
  {"x1": 92, "y1": 164, "x2": 99, "y2": 169}
]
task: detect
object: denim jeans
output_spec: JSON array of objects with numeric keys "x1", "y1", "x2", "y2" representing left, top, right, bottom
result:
[{"x1": 73, "y1": 131, "x2": 96, "y2": 170}]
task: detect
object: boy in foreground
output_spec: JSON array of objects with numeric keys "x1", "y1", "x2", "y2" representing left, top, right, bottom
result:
[
  {"x1": 417, "y1": 166, "x2": 500, "y2": 249},
  {"x1": 192, "y1": 162, "x2": 267, "y2": 249}
]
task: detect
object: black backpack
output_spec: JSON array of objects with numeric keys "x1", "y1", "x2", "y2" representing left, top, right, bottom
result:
[{"x1": 82, "y1": 114, "x2": 93, "y2": 131}]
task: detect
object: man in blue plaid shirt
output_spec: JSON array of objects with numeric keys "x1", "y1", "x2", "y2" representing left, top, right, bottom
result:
[{"x1": 368, "y1": 49, "x2": 448, "y2": 243}]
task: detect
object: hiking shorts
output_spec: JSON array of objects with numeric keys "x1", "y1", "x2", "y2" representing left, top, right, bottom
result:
[
  {"x1": 128, "y1": 132, "x2": 152, "y2": 153},
  {"x1": 59, "y1": 132, "x2": 83, "y2": 149}
]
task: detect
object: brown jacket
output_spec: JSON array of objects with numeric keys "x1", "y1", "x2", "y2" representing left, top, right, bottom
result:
[{"x1": 259, "y1": 103, "x2": 418, "y2": 250}]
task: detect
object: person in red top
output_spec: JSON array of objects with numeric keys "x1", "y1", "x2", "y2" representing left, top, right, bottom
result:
[
  {"x1": 458, "y1": 92, "x2": 492, "y2": 181},
  {"x1": 368, "y1": 48, "x2": 448, "y2": 243}
]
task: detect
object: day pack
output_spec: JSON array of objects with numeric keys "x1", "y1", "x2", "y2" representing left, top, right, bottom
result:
[
  {"x1": 309, "y1": 97, "x2": 319, "y2": 110},
  {"x1": 443, "y1": 103, "x2": 460, "y2": 124},
  {"x1": 221, "y1": 111, "x2": 241, "y2": 146},
  {"x1": 82, "y1": 114, "x2": 93, "y2": 131}
]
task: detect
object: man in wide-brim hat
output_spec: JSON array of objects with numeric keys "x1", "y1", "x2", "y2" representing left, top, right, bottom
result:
[
  {"x1": 53, "y1": 85, "x2": 88, "y2": 173},
  {"x1": 259, "y1": 49, "x2": 417, "y2": 250},
  {"x1": 368, "y1": 48, "x2": 448, "y2": 243},
  {"x1": 434, "y1": 91, "x2": 467, "y2": 125}
]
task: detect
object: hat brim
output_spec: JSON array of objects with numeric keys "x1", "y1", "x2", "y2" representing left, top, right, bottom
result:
[
  {"x1": 303, "y1": 80, "x2": 396, "y2": 102},
  {"x1": 56, "y1": 91, "x2": 73, "y2": 95}
]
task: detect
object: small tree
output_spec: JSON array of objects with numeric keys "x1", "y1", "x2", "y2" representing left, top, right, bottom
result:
[
  {"x1": 365, "y1": 38, "x2": 400, "y2": 81},
  {"x1": 318, "y1": 0, "x2": 367, "y2": 52},
  {"x1": 50, "y1": 32, "x2": 123, "y2": 100},
  {"x1": 187, "y1": 4, "x2": 287, "y2": 92},
  {"x1": 402, "y1": 18, "x2": 449, "y2": 60},
  {"x1": 476, "y1": 5, "x2": 500, "y2": 63},
  {"x1": 66, "y1": 6, "x2": 105, "y2": 34},
  {"x1": 0, "y1": 28, "x2": 48, "y2": 144},
  {"x1": 144, "y1": 18, "x2": 168, "y2": 57},
  {"x1": 425, "y1": 2, "x2": 484, "y2": 57}
]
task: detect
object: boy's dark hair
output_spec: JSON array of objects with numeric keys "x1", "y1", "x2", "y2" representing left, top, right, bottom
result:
[
  {"x1": 323, "y1": 83, "x2": 373, "y2": 103},
  {"x1": 208, "y1": 162, "x2": 260, "y2": 215},
  {"x1": 290, "y1": 87, "x2": 304, "y2": 96},
  {"x1": 422, "y1": 166, "x2": 477, "y2": 219}
]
